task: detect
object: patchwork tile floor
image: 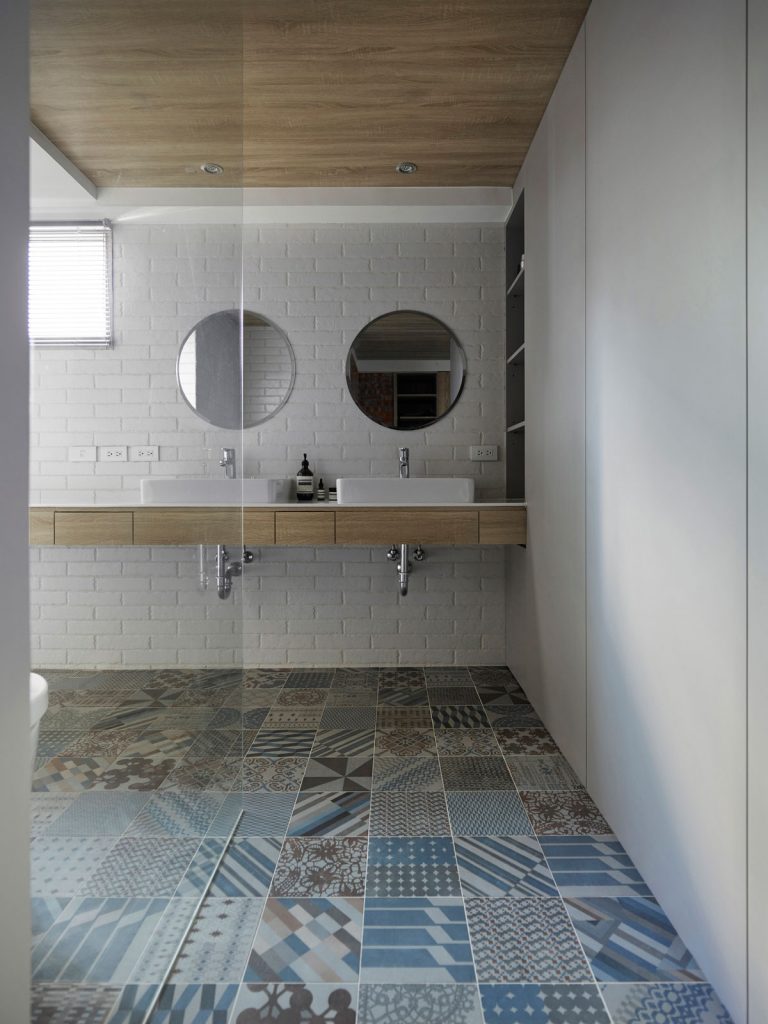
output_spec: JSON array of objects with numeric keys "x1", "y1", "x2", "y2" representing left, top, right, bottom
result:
[{"x1": 30, "y1": 666, "x2": 734, "y2": 1024}]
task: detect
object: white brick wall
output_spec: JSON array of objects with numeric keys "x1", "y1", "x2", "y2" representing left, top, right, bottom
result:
[{"x1": 30, "y1": 222, "x2": 507, "y2": 668}]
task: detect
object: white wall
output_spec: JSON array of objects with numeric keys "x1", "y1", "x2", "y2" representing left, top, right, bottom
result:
[
  {"x1": 31, "y1": 222, "x2": 508, "y2": 668},
  {"x1": 0, "y1": 0, "x2": 31, "y2": 1018}
]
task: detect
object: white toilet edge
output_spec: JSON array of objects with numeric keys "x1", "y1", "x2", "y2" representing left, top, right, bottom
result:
[{"x1": 30, "y1": 672, "x2": 48, "y2": 724}]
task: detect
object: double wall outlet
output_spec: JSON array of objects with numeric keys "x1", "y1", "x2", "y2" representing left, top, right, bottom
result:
[
  {"x1": 469, "y1": 445, "x2": 498, "y2": 461},
  {"x1": 98, "y1": 446, "x2": 128, "y2": 462},
  {"x1": 129, "y1": 445, "x2": 159, "y2": 462}
]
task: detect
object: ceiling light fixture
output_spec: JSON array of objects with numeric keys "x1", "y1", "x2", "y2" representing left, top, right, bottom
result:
[
  {"x1": 396, "y1": 161, "x2": 418, "y2": 175},
  {"x1": 200, "y1": 162, "x2": 224, "y2": 175}
]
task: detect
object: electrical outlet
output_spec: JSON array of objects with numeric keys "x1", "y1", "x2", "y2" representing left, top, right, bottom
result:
[
  {"x1": 130, "y1": 445, "x2": 159, "y2": 462},
  {"x1": 469, "y1": 445, "x2": 498, "y2": 462},
  {"x1": 98, "y1": 446, "x2": 128, "y2": 462},
  {"x1": 68, "y1": 446, "x2": 97, "y2": 462}
]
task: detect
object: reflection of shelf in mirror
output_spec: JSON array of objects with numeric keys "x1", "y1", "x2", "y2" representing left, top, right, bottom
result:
[
  {"x1": 399, "y1": 415, "x2": 436, "y2": 421},
  {"x1": 506, "y1": 265, "x2": 525, "y2": 296},
  {"x1": 398, "y1": 393, "x2": 437, "y2": 398},
  {"x1": 507, "y1": 343, "x2": 525, "y2": 365},
  {"x1": 507, "y1": 421, "x2": 526, "y2": 433}
]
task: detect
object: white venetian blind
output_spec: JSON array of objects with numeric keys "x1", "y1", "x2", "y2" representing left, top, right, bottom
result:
[{"x1": 29, "y1": 222, "x2": 113, "y2": 347}]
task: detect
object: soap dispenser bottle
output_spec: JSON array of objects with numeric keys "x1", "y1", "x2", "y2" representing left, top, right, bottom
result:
[{"x1": 296, "y1": 453, "x2": 314, "y2": 502}]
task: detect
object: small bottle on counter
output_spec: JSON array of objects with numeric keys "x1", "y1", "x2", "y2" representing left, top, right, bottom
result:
[
  {"x1": 296, "y1": 453, "x2": 314, "y2": 502},
  {"x1": 316, "y1": 478, "x2": 326, "y2": 502},
  {"x1": 328, "y1": 484, "x2": 338, "y2": 503}
]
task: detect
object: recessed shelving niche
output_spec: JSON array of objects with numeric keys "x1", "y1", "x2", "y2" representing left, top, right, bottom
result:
[{"x1": 505, "y1": 191, "x2": 525, "y2": 500}]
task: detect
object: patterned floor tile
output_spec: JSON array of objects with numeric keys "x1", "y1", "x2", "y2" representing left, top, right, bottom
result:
[
  {"x1": 160, "y1": 757, "x2": 240, "y2": 793},
  {"x1": 479, "y1": 983, "x2": 611, "y2": 1024},
  {"x1": 285, "y1": 670, "x2": 335, "y2": 689},
  {"x1": 367, "y1": 837, "x2": 461, "y2": 897},
  {"x1": 176, "y1": 838, "x2": 281, "y2": 898},
  {"x1": 370, "y1": 792, "x2": 451, "y2": 837},
  {"x1": 272, "y1": 838, "x2": 368, "y2": 896},
  {"x1": 326, "y1": 688, "x2": 377, "y2": 706},
  {"x1": 312, "y1": 730, "x2": 376, "y2": 758},
  {"x1": 30, "y1": 794, "x2": 78, "y2": 835},
  {"x1": 474, "y1": 681, "x2": 527, "y2": 706},
  {"x1": 333, "y1": 668, "x2": 379, "y2": 689},
  {"x1": 435, "y1": 729, "x2": 499, "y2": 756},
  {"x1": 58, "y1": 728, "x2": 149, "y2": 760},
  {"x1": 495, "y1": 728, "x2": 560, "y2": 755},
  {"x1": 116, "y1": 983, "x2": 237, "y2": 1023},
  {"x1": 90, "y1": 753, "x2": 179, "y2": 792},
  {"x1": 242, "y1": 690, "x2": 281, "y2": 708},
  {"x1": 244, "y1": 668, "x2": 291, "y2": 689},
  {"x1": 234, "y1": 983, "x2": 358, "y2": 1022},
  {"x1": 425, "y1": 668, "x2": 473, "y2": 685},
  {"x1": 372, "y1": 756, "x2": 443, "y2": 792},
  {"x1": 486, "y1": 705, "x2": 544, "y2": 730},
  {"x1": 377, "y1": 668, "x2": 425, "y2": 686},
  {"x1": 206, "y1": 793, "x2": 296, "y2": 838},
  {"x1": 32, "y1": 756, "x2": 114, "y2": 792},
  {"x1": 33, "y1": 897, "x2": 171, "y2": 983},
  {"x1": 82, "y1": 838, "x2": 199, "y2": 897},
  {"x1": 123, "y1": 730, "x2": 199, "y2": 760},
  {"x1": 377, "y1": 686, "x2": 429, "y2": 707},
  {"x1": 320, "y1": 707, "x2": 377, "y2": 730},
  {"x1": 506, "y1": 755, "x2": 582, "y2": 792},
  {"x1": 359, "y1": 983, "x2": 482, "y2": 1024},
  {"x1": 30, "y1": 983, "x2": 123, "y2": 1024},
  {"x1": 186, "y1": 730, "x2": 242, "y2": 758},
  {"x1": 45, "y1": 792, "x2": 151, "y2": 837},
  {"x1": 288, "y1": 792, "x2": 371, "y2": 837},
  {"x1": 248, "y1": 730, "x2": 316, "y2": 757},
  {"x1": 162, "y1": 897, "x2": 266, "y2": 984},
  {"x1": 124, "y1": 792, "x2": 225, "y2": 837},
  {"x1": 301, "y1": 757, "x2": 373, "y2": 792},
  {"x1": 466, "y1": 898, "x2": 592, "y2": 983},
  {"x1": 520, "y1": 791, "x2": 611, "y2": 836},
  {"x1": 31, "y1": 837, "x2": 117, "y2": 896},
  {"x1": 446, "y1": 791, "x2": 533, "y2": 836},
  {"x1": 240, "y1": 757, "x2": 307, "y2": 792},
  {"x1": 38, "y1": 729, "x2": 95, "y2": 757},
  {"x1": 31, "y1": 897, "x2": 71, "y2": 943},
  {"x1": 455, "y1": 836, "x2": 558, "y2": 897},
  {"x1": 599, "y1": 982, "x2": 735, "y2": 1023},
  {"x1": 440, "y1": 756, "x2": 512, "y2": 790},
  {"x1": 375, "y1": 728, "x2": 437, "y2": 756},
  {"x1": 427, "y1": 687, "x2": 481, "y2": 705},
  {"x1": 539, "y1": 836, "x2": 653, "y2": 897},
  {"x1": 431, "y1": 706, "x2": 490, "y2": 729},
  {"x1": 468, "y1": 667, "x2": 519, "y2": 685},
  {"x1": 565, "y1": 897, "x2": 705, "y2": 982},
  {"x1": 43, "y1": 708, "x2": 108, "y2": 731},
  {"x1": 376, "y1": 707, "x2": 433, "y2": 730},
  {"x1": 246, "y1": 897, "x2": 363, "y2": 982},
  {"x1": 361, "y1": 898, "x2": 475, "y2": 984},
  {"x1": 264, "y1": 708, "x2": 324, "y2": 729},
  {"x1": 275, "y1": 688, "x2": 328, "y2": 707}
]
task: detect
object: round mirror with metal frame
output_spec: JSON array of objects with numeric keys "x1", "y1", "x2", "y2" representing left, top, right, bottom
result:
[
  {"x1": 177, "y1": 310, "x2": 295, "y2": 429},
  {"x1": 346, "y1": 310, "x2": 467, "y2": 430}
]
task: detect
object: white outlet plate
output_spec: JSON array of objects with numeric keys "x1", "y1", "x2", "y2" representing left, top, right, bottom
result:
[
  {"x1": 98, "y1": 445, "x2": 128, "y2": 462},
  {"x1": 130, "y1": 445, "x2": 159, "y2": 462},
  {"x1": 469, "y1": 445, "x2": 498, "y2": 461},
  {"x1": 68, "y1": 446, "x2": 97, "y2": 462}
]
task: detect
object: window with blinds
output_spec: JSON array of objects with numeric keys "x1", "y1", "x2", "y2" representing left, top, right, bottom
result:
[{"x1": 28, "y1": 221, "x2": 113, "y2": 348}]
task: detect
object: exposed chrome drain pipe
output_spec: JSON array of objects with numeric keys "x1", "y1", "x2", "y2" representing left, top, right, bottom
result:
[
  {"x1": 198, "y1": 545, "x2": 254, "y2": 599},
  {"x1": 386, "y1": 543, "x2": 425, "y2": 596}
]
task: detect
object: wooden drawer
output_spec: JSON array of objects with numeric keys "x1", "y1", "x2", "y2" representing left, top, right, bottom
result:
[
  {"x1": 244, "y1": 510, "x2": 276, "y2": 546},
  {"x1": 30, "y1": 509, "x2": 55, "y2": 545},
  {"x1": 335, "y1": 508, "x2": 478, "y2": 545},
  {"x1": 54, "y1": 511, "x2": 134, "y2": 545},
  {"x1": 276, "y1": 510, "x2": 335, "y2": 545},
  {"x1": 133, "y1": 508, "x2": 245, "y2": 545},
  {"x1": 478, "y1": 508, "x2": 527, "y2": 545}
]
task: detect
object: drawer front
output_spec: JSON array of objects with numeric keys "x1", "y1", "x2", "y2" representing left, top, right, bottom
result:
[
  {"x1": 133, "y1": 509, "x2": 245, "y2": 545},
  {"x1": 335, "y1": 508, "x2": 478, "y2": 545},
  {"x1": 478, "y1": 508, "x2": 527, "y2": 545},
  {"x1": 30, "y1": 509, "x2": 55, "y2": 545},
  {"x1": 275, "y1": 511, "x2": 336, "y2": 545},
  {"x1": 243, "y1": 510, "x2": 276, "y2": 546},
  {"x1": 54, "y1": 511, "x2": 134, "y2": 546}
]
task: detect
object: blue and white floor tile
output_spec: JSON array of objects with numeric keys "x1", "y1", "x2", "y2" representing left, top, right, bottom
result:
[
  {"x1": 234, "y1": 982, "x2": 358, "y2": 1022},
  {"x1": 359, "y1": 982, "x2": 482, "y2": 1024},
  {"x1": 539, "y1": 835, "x2": 653, "y2": 898},
  {"x1": 478, "y1": 983, "x2": 611, "y2": 1024},
  {"x1": 600, "y1": 982, "x2": 734, "y2": 1023},
  {"x1": 455, "y1": 836, "x2": 558, "y2": 897}
]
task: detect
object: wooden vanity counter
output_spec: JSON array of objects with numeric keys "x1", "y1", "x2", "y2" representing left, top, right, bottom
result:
[{"x1": 29, "y1": 503, "x2": 527, "y2": 547}]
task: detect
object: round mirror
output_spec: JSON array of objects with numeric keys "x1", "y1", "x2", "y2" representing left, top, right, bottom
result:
[
  {"x1": 177, "y1": 310, "x2": 295, "y2": 429},
  {"x1": 346, "y1": 310, "x2": 466, "y2": 430}
]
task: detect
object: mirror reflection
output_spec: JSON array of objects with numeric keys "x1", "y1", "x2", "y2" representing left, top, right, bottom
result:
[
  {"x1": 177, "y1": 310, "x2": 295, "y2": 429},
  {"x1": 346, "y1": 310, "x2": 466, "y2": 430}
]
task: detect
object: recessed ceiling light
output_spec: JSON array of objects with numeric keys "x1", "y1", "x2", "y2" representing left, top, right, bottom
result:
[
  {"x1": 200, "y1": 162, "x2": 224, "y2": 175},
  {"x1": 396, "y1": 161, "x2": 418, "y2": 175}
]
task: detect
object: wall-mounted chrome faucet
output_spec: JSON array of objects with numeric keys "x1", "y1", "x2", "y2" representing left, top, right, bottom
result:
[
  {"x1": 398, "y1": 447, "x2": 410, "y2": 479},
  {"x1": 219, "y1": 447, "x2": 237, "y2": 479}
]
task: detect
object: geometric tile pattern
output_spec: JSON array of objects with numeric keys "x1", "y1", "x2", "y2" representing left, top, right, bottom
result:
[
  {"x1": 495, "y1": 728, "x2": 560, "y2": 755},
  {"x1": 247, "y1": 730, "x2": 317, "y2": 757},
  {"x1": 171, "y1": 897, "x2": 265, "y2": 983},
  {"x1": 446, "y1": 791, "x2": 533, "y2": 836},
  {"x1": 377, "y1": 685, "x2": 429, "y2": 706},
  {"x1": 426, "y1": 687, "x2": 481, "y2": 705},
  {"x1": 600, "y1": 982, "x2": 735, "y2": 1023},
  {"x1": 361, "y1": 898, "x2": 476, "y2": 983},
  {"x1": 285, "y1": 671, "x2": 335, "y2": 689},
  {"x1": 30, "y1": 837, "x2": 117, "y2": 896},
  {"x1": 311, "y1": 730, "x2": 376, "y2": 758},
  {"x1": 359, "y1": 982, "x2": 483, "y2": 1024},
  {"x1": 520, "y1": 791, "x2": 611, "y2": 836},
  {"x1": 235, "y1": 983, "x2": 358, "y2": 1021},
  {"x1": 439, "y1": 756, "x2": 512, "y2": 790},
  {"x1": 30, "y1": 984, "x2": 123, "y2": 1024},
  {"x1": 366, "y1": 837, "x2": 461, "y2": 897},
  {"x1": 271, "y1": 838, "x2": 368, "y2": 897},
  {"x1": 288, "y1": 791, "x2": 371, "y2": 837},
  {"x1": 431, "y1": 706, "x2": 490, "y2": 729},
  {"x1": 31, "y1": 897, "x2": 71, "y2": 943},
  {"x1": 320, "y1": 708, "x2": 377, "y2": 731},
  {"x1": 434, "y1": 729, "x2": 500, "y2": 755},
  {"x1": 479, "y1": 983, "x2": 612, "y2": 1023},
  {"x1": 44, "y1": 792, "x2": 151, "y2": 837},
  {"x1": 301, "y1": 757, "x2": 373, "y2": 792},
  {"x1": 506, "y1": 755, "x2": 582, "y2": 792},
  {"x1": 124, "y1": 792, "x2": 225, "y2": 838},
  {"x1": 30, "y1": 794, "x2": 78, "y2": 835},
  {"x1": 82, "y1": 838, "x2": 199, "y2": 897},
  {"x1": 376, "y1": 707, "x2": 433, "y2": 730},
  {"x1": 325, "y1": 688, "x2": 377, "y2": 705},
  {"x1": 31, "y1": 756, "x2": 113, "y2": 793},
  {"x1": 136, "y1": 983, "x2": 239, "y2": 1023},
  {"x1": 466, "y1": 898, "x2": 593, "y2": 983},
  {"x1": 565, "y1": 897, "x2": 705, "y2": 982},
  {"x1": 176, "y1": 838, "x2": 282, "y2": 898},
  {"x1": 240, "y1": 757, "x2": 308, "y2": 793},
  {"x1": 246, "y1": 897, "x2": 363, "y2": 982},
  {"x1": 486, "y1": 705, "x2": 543, "y2": 730},
  {"x1": 425, "y1": 668, "x2": 473, "y2": 684},
  {"x1": 370, "y1": 792, "x2": 451, "y2": 836},
  {"x1": 206, "y1": 793, "x2": 296, "y2": 838},
  {"x1": 375, "y1": 729, "x2": 437, "y2": 756},
  {"x1": 539, "y1": 836, "x2": 654, "y2": 897},
  {"x1": 372, "y1": 756, "x2": 443, "y2": 792},
  {"x1": 455, "y1": 836, "x2": 558, "y2": 897}
]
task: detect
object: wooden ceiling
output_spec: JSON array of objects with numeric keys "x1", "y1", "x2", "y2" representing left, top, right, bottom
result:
[{"x1": 30, "y1": 1, "x2": 590, "y2": 188}]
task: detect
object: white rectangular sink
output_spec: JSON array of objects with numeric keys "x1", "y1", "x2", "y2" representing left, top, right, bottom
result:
[
  {"x1": 336, "y1": 477, "x2": 475, "y2": 505},
  {"x1": 140, "y1": 478, "x2": 292, "y2": 505}
]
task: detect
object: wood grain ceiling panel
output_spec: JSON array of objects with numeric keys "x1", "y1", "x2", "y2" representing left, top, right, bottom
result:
[{"x1": 31, "y1": 0, "x2": 589, "y2": 188}]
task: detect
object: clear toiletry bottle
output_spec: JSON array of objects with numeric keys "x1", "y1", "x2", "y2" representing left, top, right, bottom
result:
[{"x1": 296, "y1": 453, "x2": 314, "y2": 502}]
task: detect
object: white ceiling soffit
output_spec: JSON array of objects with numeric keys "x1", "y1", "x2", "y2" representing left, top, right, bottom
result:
[{"x1": 30, "y1": 131, "x2": 513, "y2": 223}]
